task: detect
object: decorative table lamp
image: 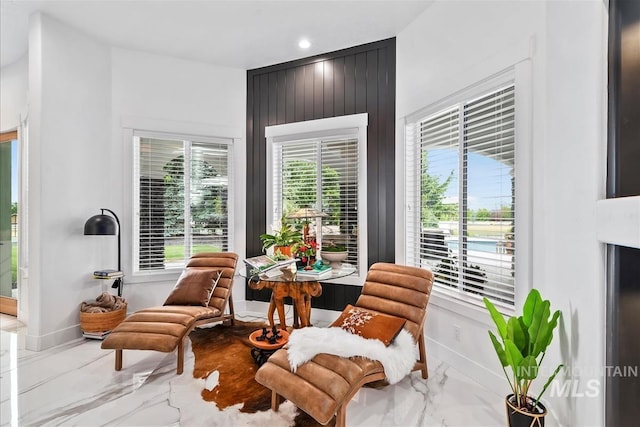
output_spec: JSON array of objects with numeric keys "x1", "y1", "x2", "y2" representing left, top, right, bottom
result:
[{"x1": 286, "y1": 207, "x2": 328, "y2": 242}]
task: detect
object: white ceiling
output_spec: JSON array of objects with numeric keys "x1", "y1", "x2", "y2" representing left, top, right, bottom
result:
[{"x1": 0, "y1": 0, "x2": 433, "y2": 69}]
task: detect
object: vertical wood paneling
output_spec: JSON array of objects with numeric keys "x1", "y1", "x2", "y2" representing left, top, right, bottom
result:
[
  {"x1": 313, "y1": 62, "x2": 324, "y2": 119},
  {"x1": 285, "y1": 69, "x2": 296, "y2": 123},
  {"x1": 249, "y1": 75, "x2": 260, "y2": 247},
  {"x1": 268, "y1": 73, "x2": 278, "y2": 126},
  {"x1": 246, "y1": 38, "x2": 396, "y2": 309},
  {"x1": 276, "y1": 70, "x2": 286, "y2": 124},
  {"x1": 304, "y1": 63, "x2": 315, "y2": 120},
  {"x1": 355, "y1": 52, "x2": 367, "y2": 113},
  {"x1": 258, "y1": 73, "x2": 269, "y2": 248},
  {"x1": 366, "y1": 50, "x2": 380, "y2": 264},
  {"x1": 333, "y1": 57, "x2": 345, "y2": 116},
  {"x1": 607, "y1": 2, "x2": 640, "y2": 425},
  {"x1": 295, "y1": 66, "x2": 305, "y2": 122},
  {"x1": 323, "y1": 60, "x2": 334, "y2": 117},
  {"x1": 377, "y1": 46, "x2": 394, "y2": 263},
  {"x1": 344, "y1": 55, "x2": 356, "y2": 115}
]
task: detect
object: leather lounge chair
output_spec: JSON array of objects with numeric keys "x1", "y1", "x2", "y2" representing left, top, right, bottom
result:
[
  {"x1": 255, "y1": 262, "x2": 434, "y2": 427},
  {"x1": 101, "y1": 252, "x2": 238, "y2": 374}
]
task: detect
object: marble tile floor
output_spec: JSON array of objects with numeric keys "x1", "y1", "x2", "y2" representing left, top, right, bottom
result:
[{"x1": 1, "y1": 313, "x2": 505, "y2": 427}]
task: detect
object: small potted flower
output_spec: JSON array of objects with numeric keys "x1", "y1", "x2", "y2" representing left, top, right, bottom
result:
[{"x1": 293, "y1": 240, "x2": 318, "y2": 268}]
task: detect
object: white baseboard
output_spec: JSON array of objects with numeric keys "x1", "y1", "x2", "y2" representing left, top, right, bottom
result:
[{"x1": 25, "y1": 324, "x2": 82, "y2": 351}]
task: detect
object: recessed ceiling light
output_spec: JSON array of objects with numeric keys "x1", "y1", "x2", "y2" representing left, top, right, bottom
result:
[{"x1": 298, "y1": 39, "x2": 311, "y2": 49}]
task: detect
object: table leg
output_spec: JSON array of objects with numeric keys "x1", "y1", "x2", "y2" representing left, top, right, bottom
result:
[
  {"x1": 267, "y1": 294, "x2": 276, "y2": 329},
  {"x1": 275, "y1": 298, "x2": 287, "y2": 330},
  {"x1": 292, "y1": 303, "x2": 300, "y2": 329},
  {"x1": 294, "y1": 295, "x2": 309, "y2": 327},
  {"x1": 303, "y1": 294, "x2": 312, "y2": 326}
]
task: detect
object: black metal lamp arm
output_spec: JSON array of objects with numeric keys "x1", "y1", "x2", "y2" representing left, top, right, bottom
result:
[{"x1": 100, "y1": 208, "x2": 121, "y2": 272}]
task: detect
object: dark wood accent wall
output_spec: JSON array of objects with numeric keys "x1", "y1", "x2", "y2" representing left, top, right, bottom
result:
[
  {"x1": 609, "y1": 1, "x2": 640, "y2": 197},
  {"x1": 245, "y1": 38, "x2": 396, "y2": 307},
  {"x1": 607, "y1": 1, "x2": 640, "y2": 426}
]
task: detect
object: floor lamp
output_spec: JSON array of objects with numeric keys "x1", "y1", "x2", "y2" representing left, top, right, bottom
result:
[{"x1": 84, "y1": 208, "x2": 122, "y2": 296}]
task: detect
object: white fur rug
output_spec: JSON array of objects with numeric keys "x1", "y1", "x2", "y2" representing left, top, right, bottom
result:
[{"x1": 285, "y1": 326, "x2": 418, "y2": 384}]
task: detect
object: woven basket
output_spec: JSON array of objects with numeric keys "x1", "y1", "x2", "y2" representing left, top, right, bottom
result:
[{"x1": 80, "y1": 304, "x2": 127, "y2": 332}]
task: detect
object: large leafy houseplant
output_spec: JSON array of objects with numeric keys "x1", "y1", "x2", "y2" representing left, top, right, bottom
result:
[
  {"x1": 259, "y1": 217, "x2": 303, "y2": 255},
  {"x1": 484, "y1": 289, "x2": 563, "y2": 419}
]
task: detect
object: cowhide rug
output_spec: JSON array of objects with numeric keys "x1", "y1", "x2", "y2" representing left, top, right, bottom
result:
[{"x1": 188, "y1": 320, "x2": 333, "y2": 427}]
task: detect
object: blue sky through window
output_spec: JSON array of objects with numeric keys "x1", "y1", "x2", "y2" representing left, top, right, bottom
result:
[{"x1": 426, "y1": 148, "x2": 513, "y2": 211}]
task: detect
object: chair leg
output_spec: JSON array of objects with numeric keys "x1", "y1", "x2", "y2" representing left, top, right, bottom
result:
[
  {"x1": 115, "y1": 350, "x2": 123, "y2": 371},
  {"x1": 271, "y1": 390, "x2": 281, "y2": 411},
  {"x1": 418, "y1": 333, "x2": 428, "y2": 379},
  {"x1": 177, "y1": 339, "x2": 184, "y2": 375},
  {"x1": 227, "y1": 294, "x2": 235, "y2": 326},
  {"x1": 336, "y1": 404, "x2": 347, "y2": 427}
]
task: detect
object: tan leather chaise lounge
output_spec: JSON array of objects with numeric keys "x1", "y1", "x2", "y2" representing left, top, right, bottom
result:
[
  {"x1": 255, "y1": 262, "x2": 434, "y2": 427},
  {"x1": 101, "y1": 252, "x2": 238, "y2": 374}
]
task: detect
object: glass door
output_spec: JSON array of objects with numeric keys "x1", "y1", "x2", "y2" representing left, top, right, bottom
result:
[{"x1": 0, "y1": 130, "x2": 18, "y2": 316}]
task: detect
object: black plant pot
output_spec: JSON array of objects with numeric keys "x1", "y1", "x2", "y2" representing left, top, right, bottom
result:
[{"x1": 505, "y1": 394, "x2": 546, "y2": 427}]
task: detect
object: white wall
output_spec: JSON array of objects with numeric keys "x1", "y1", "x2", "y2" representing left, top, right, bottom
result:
[
  {"x1": 0, "y1": 54, "x2": 28, "y2": 132},
  {"x1": 26, "y1": 12, "x2": 112, "y2": 350},
  {"x1": 109, "y1": 47, "x2": 246, "y2": 313},
  {"x1": 396, "y1": 1, "x2": 607, "y2": 426},
  {"x1": 24, "y1": 15, "x2": 246, "y2": 350}
]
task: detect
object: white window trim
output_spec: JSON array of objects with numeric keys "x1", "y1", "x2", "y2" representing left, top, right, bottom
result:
[
  {"x1": 265, "y1": 113, "x2": 368, "y2": 286},
  {"x1": 398, "y1": 61, "x2": 533, "y2": 316},
  {"x1": 122, "y1": 117, "x2": 243, "y2": 283}
]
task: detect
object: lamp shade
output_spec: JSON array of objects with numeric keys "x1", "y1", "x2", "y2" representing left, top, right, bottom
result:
[
  {"x1": 84, "y1": 214, "x2": 117, "y2": 235},
  {"x1": 286, "y1": 207, "x2": 329, "y2": 219}
]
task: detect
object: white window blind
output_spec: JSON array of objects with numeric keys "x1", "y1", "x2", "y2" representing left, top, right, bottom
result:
[
  {"x1": 272, "y1": 137, "x2": 361, "y2": 273},
  {"x1": 133, "y1": 134, "x2": 232, "y2": 272},
  {"x1": 406, "y1": 84, "x2": 516, "y2": 309}
]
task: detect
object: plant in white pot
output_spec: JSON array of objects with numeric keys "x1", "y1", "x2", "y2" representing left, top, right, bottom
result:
[
  {"x1": 319, "y1": 241, "x2": 347, "y2": 269},
  {"x1": 484, "y1": 289, "x2": 563, "y2": 427}
]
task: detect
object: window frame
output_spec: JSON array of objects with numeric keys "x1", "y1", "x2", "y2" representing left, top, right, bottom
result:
[
  {"x1": 265, "y1": 114, "x2": 368, "y2": 286},
  {"x1": 400, "y1": 64, "x2": 532, "y2": 315},
  {"x1": 122, "y1": 119, "x2": 242, "y2": 282}
]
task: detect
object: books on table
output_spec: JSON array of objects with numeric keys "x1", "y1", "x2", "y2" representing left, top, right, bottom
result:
[
  {"x1": 243, "y1": 256, "x2": 298, "y2": 278},
  {"x1": 82, "y1": 330, "x2": 111, "y2": 340},
  {"x1": 93, "y1": 269, "x2": 124, "y2": 279},
  {"x1": 296, "y1": 267, "x2": 333, "y2": 280}
]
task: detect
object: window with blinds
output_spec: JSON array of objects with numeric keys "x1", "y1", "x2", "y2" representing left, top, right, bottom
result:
[
  {"x1": 272, "y1": 136, "x2": 361, "y2": 273},
  {"x1": 406, "y1": 84, "x2": 516, "y2": 309},
  {"x1": 133, "y1": 133, "x2": 233, "y2": 272}
]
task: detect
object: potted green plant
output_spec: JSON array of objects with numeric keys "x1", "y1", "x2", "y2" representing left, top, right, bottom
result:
[
  {"x1": 260, "y1": 217, "x2": 303, "y2": 257},
  {"x1": 319, "y1": 241, "x2": 347, "y2": 269},
  {"x1": 484, "y1": 289, "x2": 563, "y2": 427}
]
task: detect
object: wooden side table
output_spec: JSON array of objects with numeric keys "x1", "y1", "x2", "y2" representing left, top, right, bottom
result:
[
  {"x1": 246, "y1": 263, "x2": 355, "y2": 330},
  {"x1": 249, "y1": 279, "x2": 322, "y2": 330}
]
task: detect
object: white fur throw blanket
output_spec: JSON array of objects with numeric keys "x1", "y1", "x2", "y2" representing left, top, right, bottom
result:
[{"x1": 285, "y1": 327, "x2": 418, "y2": 384}]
